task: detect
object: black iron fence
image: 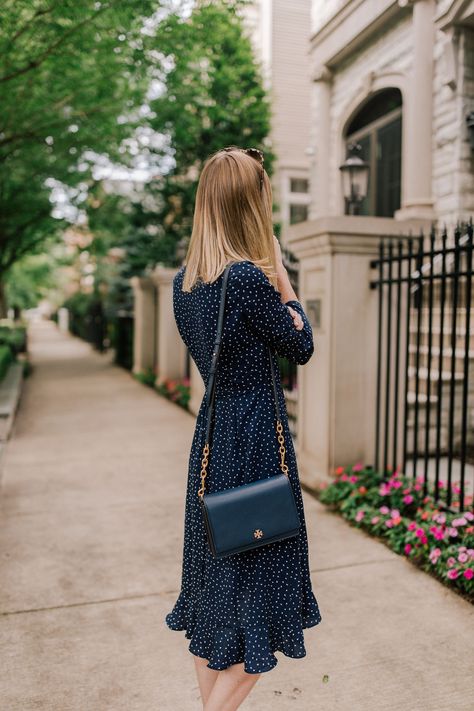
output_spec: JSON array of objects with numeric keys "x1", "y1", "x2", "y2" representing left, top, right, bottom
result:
[
  {"x1": 114, "y1": 311, "x2": 134, "y2": 371},
  {"x1": 370, "y1": 220, "x2": 473, "y2": 510}
]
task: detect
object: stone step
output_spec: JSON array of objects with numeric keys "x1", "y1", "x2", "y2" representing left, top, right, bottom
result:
[{"x1": 408, "y1": 344, "x2": 474, "y2": 373}]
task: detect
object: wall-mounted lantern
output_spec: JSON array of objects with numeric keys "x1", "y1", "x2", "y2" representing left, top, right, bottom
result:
[
  {"x1": 466, "y1": 111, "x2": 474, "y2": 151},
  {"x1": 339, "y1": 142, "x2": 370, "y2": 215}
]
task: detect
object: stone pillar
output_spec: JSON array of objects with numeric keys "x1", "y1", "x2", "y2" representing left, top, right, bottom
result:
[
  {"x1": 188, "y1": 359, "x2": 205, "y2": 417},
  {"x1": 152, "y1": 266, "x2": 187, "y2": 385},
  {"x1": 395, "y1": 0, "x2": 436, "y2": 220},
  {"x1": 130, "y1": 276, "x2": 156, "y2": 375},
  {"x1": 287, "y1": 215, "x2": 432, "y2": 488},
  {"x1": 309, "y1": 65, "x2": 333, "y2": 219}
]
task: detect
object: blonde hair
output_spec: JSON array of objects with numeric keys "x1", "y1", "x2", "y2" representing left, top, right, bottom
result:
[{"x1": 182, "y1": 147, "x2": 278, "y2": 291}]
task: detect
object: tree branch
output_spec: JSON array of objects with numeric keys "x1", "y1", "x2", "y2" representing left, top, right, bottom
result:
[
  {"x1": 7, "y1": 4, "x2": 58, "y2": 47},
  {"x1": 0, "y1": 5, "x2": 111, "y2": 84}
]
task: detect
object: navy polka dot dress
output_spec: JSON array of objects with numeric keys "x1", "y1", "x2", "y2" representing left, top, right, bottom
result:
[{"x1": 165, "y1": 260, "x2": 322, "y2": 674}]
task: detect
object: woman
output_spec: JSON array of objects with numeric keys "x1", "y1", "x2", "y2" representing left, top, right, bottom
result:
[{"x1": 165, "y1": 146, "x2": 322, "y2": 711}]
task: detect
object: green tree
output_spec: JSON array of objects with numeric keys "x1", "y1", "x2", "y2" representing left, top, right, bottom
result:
[
  {"x1": 5, "y1": 251, "x2": 62, "y2": 313},
  {"x1": 0, "y1": 0, "x2": 158, "y2": 314},
  {"x1": 126, "y1": 0, "x2": 275, "y2": 269}
]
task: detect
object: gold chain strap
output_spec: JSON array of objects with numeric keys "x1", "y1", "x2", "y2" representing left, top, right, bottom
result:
[
  {"x1": 198, "y1": 443, "x2": 210, "y2": 499},
  {"x1": 198, "y1": 421, "x2": 288, "y2": 499},
  {"x1": 276, "y1": 420, "x2": 289, "y2": 475}
]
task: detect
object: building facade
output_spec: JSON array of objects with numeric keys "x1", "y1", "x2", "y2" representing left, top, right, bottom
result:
[
  {"x1": 309, "y1": 0, "x2": 474, "y2": 226},
  {"x1": 241, "y1": 0, "x2": 313, "y2": 241}
]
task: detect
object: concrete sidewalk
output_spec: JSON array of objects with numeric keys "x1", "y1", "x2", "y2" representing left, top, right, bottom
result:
[{"x1": 0, "y1": 320, "x2": 472, "y2": 711}]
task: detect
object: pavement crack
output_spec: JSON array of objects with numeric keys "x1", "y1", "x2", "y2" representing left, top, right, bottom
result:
[
  {"x1": 312, "y1": 557, "x2": 397, "y2": 573},
  {"x1": 0, "y1": 589, "x2": 178, "y2": 617}
]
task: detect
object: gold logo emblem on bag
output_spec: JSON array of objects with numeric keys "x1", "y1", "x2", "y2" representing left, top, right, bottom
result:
[{"x1": 254, "y1": 529, "x2": 263, "y2": 539}]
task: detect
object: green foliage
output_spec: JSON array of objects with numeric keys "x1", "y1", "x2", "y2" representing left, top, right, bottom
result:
[
  {"x1": 0, "y1": 344, "x2": 13, "y2": 381},
  {"x1": 5, "y1": 251, "x2": 63, "y2": 311},
  {"x1": 0, "y1": 0, "x2": 157, "y2": 285},
  {"x1": 0, "y1": 322, "x2": 27, "y2": 354},
  {"x1": 134, "y1": 368, "x2": 156, "y2": 388},
  {"x1": 124, "y1": 0, "x2": 275, "y2": 269},
  {"x1": 79, "y1": 1, "x2": 274, "y2": 329}
]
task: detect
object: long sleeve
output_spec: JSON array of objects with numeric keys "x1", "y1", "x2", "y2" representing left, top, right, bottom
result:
[{"x1": 230, "y1": 261, "x2": 314, "y2": 365}]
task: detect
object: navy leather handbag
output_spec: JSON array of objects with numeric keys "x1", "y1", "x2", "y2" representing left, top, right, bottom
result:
[{"x1": 198, "y1": 263, "x2": 301, "y2": 558}]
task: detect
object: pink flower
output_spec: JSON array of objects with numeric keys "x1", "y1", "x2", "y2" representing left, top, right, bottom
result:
[
  {"x1": 371, "y1": 516, "x2": 380, "y2": 524},
  {"x1": 463, "y1": 569, "x2": 474, "y2": 580},
  {"x1": 429, "y1": 548, "x2": 441, "y2": 564},
  {"x1": 403, "y1": 494, "x2": 414, "y2": 504},
  {"x1": 349, "y1": 475, "x2": 358, "y2": 483},
  {"x1": 458, "y1": 552, "x2": 469, "y2": 563},
  {"x1": 341, "y1": 473, "x2": 349, "y2": 481},
  {"x1": 415, "y1": 528, "x2": 425, "y2": 538},
  {"x1": 407, "y1": 521, "x2": 417, "y2": 531},
  {"x1": 391, "y1": 509, "x2": 400, "y2": 519},
  {"x1": 355, "y1": 510, "x2": 365, "y2": 522},
  {"x1": 420, "y1": 535, "x2": 428, "y2": 545},
  {"x1": 447, "y1": 569, "x2": 459, "y2": 580},
  {"x1": 452, "y1": 517, "x2": 467, "y2": 527},
  {"x1": 379, "y1": 483, "x2": 391, "y2": 496},
  {"x1": 352, "y1": 462, "x2": 363, "y2": 472},
  {"x1": 404, "y1": 544, "x2": 412, "y2": 555},
  {"x1": 414, "y1": 483, "x2": 422, "y2": 491},
  {"x1": 434, "y1": 513, "x2": 446, "y2": 524},
  {"x1": 385, "y1": 519, "x2": 394, "y2": 528},
  {"x1": 468, "y1": 549, "x2": 474, "y2": 559},
  {"x1": 447, "y1": 557, "x2": 456, "y2": 568},
  {"x1": 464, "y1": 512, "x2": 474, "y2": 521},
  {"x1": 392, "y1": 480, "x2": 402, "y2": 489},
  {"x1": 448, "y1": 527, "x2": 459, "y2": 537},
  {"x1": 380, "y1": 506, "x2": 390, "y2": 514}
]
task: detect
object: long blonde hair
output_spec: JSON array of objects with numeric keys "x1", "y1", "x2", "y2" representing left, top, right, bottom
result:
[{"x1": 182, "y1": 147, "x2": 278, "y2": 291}]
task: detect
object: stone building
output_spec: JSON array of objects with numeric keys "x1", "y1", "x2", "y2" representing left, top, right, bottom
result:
[
  {"x1": 240, "y1": 0, "x2": 313, "y2": 240},
  {"x1": 309, "y1": 0, "x2": 474, "y2": 225}
]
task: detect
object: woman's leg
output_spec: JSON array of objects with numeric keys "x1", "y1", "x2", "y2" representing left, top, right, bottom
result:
[
  {"x1": 193, "y1": 655, "x2": 219, "y2": 707},
  {"x1": 204, "y1": 662, "x2": 261, "y2": 711}
]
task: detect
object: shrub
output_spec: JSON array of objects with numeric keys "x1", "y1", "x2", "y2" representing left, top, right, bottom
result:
[
  {"x1": 0, "y1": 321, "x2": 27, "y2": 354},
  {"x1": 134, "y1": 368, "x2": 156, "y2": 388},
  {"x1": 317, "y1": 464, "x2": 474, "y2": 601},
  {"x1": 0, "y1": 345, "x2": 13, "y2": 382}
]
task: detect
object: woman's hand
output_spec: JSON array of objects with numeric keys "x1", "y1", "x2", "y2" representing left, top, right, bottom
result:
[{"x1": 287, "y1": 305, "x2": 303, "y2": 331}]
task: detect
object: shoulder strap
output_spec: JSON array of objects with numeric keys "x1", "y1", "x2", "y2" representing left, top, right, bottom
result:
[{"x1": 198, "y1": 263, "x2": 287, "y2": 500}]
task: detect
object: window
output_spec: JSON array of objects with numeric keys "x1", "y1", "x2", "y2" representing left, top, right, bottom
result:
[
  {"x1": 345, "y1": 88, "x2": 402, "y2": 217},
  {"x1": 290, "y1": 204, "x2": 308, "y2": 224},
  {"x1": 290, "y1": 178, "x2": 309, "y2": 193}
]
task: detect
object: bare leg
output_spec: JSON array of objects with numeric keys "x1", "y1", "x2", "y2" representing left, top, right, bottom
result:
[
  {"x1": 204, "y1": 662, "x2": 261, "y2": 711},
  {"x1": 193, "y1": 655, "x2": 219, "y2": 707}
]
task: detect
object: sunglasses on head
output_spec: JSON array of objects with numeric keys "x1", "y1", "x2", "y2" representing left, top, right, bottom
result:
[{"x1": 221, "y1": 146, "x2": 265, "y2": 193}]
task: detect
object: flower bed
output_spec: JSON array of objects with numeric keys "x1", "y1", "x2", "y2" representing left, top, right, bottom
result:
[
  {"x1": 317, "y1": 464, "x2": 474, "y2": 602},
  {"x1": 156, "y1": 377, "x2": 191, "y2": 410},
  {"x1": 134, "y1": 369, "x2": 191, "y2": 411}
]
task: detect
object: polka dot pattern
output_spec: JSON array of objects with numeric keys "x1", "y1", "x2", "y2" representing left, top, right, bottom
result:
[{"x1": 165, "y1": 260, "x2": 322, "y2": 674}]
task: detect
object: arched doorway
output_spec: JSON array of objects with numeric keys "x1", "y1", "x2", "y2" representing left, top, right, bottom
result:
[{"x1": 344, "y1": 88, "x2": 402, "y2": 217}]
